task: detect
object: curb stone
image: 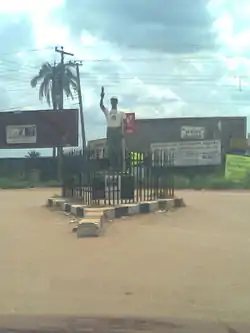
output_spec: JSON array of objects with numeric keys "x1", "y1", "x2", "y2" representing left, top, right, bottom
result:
[
  {"x1": 69, "y1": 204, "x2": 85, "y2": 217},
  {"x1": 46, "y1": 197, "x2": 185, "y2": 237},
  {"x1": 77, "y1": 218, "x2": 102, "y2": 238},
  {"x1": 47, "y1": 198, "x2": 67, "y2": 209},
  {"x1": 174, "y1": 197, "x2": 185, "y2": 208}
]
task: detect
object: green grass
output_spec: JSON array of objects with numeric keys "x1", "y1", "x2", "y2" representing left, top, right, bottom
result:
[
  {"x1": 0, "y1": 177, "x2": 61, "y2": 189},
  {"x1": 0, "y1": 173, "x2": 249, "y2": 191},
  {"x1": 0, "y1": 177, "x2": 32, "y2": 189},
  {"x1": 174, "y1": 174, "x2": 250, "y2": 190},
  {"x1": 39, "y1": 180, "x2": 61, "y2": 188}
]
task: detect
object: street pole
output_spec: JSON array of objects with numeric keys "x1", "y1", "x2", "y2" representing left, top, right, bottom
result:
[
  {"x1": 72, "y1": 60, "x2": 86, "y2": 150},
  {"x1": 52, "y1": 62, "x2": 57, "y2": 158},
  {"x1": 54, "y1": 46, "x2": 74, "y2": 184},
  {"x1": 55, "y1": 46, "x2": 74, "y2": 110}
]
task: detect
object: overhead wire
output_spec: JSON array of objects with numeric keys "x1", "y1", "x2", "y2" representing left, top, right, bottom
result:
[
  {"x1": 0, "y1": 46, "x2": 54, "y2": 56},
  {"x1": 0, "y1": 63, "x2": 247, "y2": 83},
  {"x1": 0, "y1": 46, "x2": 248, "y2": 111},
  {"x1": 0, "y1": 44, "x2": 246, "y2": 62}
]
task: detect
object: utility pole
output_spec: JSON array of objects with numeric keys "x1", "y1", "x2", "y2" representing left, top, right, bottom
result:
[
  {"x1": 51, "y1": 62, "x2": 57, "y2": 158},
  {"x1": 54, "y1": 46, "x2": 74, "y2": 183},
  {"x1": 55, "y1": 46, "x2": 74, "y2": 110},
  {"x1": 71, "y1": 60, "x2": 86, "y2": 149}
]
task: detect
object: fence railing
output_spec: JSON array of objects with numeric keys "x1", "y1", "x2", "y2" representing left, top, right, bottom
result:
[{"x1": 62, "y1": 149, "x2": 174, "y2": 206}]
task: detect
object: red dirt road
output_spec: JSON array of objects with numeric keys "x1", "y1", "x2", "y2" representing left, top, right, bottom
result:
[{"x1": 0, "y1": 188, "x2": 249, "y2": 328}]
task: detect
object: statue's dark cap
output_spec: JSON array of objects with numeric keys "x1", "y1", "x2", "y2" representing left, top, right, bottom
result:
[{"x1": 110, "y1": 97, "x2": 118, "y2": 101}]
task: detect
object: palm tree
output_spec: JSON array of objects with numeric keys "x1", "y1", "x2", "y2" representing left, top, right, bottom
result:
[
  {"x1": 30, "y1": 62, "x2": 78, "y2": 158},
  {"x1": 30, "y1": 62, "x2": 78, "y2": 108}
]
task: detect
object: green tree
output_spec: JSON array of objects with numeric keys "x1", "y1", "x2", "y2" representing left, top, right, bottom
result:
[
  {"x1": 30, "y1": 62, "x2": 78, "y2": 159},
  {"x1": 30, "y1": 62, "x2": 78, "y2": 108},
  {"x1": 25, "y1": 150, "x2": 41, "y2": 158}
]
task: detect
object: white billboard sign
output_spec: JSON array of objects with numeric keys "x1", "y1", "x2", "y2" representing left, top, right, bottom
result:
[
  {"x1": 6, "y1": 124, "x2": 37, "y2": 144},
  {"x1": 181, "y1": 126, "x2": 205, "y2": 140},
  {"x1": 151, "y1": 140, "x2": 221, "y2": 166}
]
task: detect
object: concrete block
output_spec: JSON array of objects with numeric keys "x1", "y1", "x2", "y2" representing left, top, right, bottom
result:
[
  {"x1": 54, "y1": 198, "x2": 67, "y2": 209},
  {"x1": 70, "y1": 205, "x2": 84, "y2": 217},
  {"x1": 127, "y1": 204, "x2": 140, "y2": 215},
  {"x1": 63, "y1": 202, "x2": 71, "y2": 212},
  {"x1": 148, "y1": 201, "x2": 158, "y2": 212},
  {"x1": 84, "y1": 211, "x2": 105, "y2": 228},
  {"x1": 166, "y1": 199, "x2": 175, "y2": 209},
  {"x1": 103, "y1": 208, "x2": 115, "y2": 220},
  {"x1": 77, "y1": 218, "x2": 101, "y2": 237},
  {"x1": 174, "y1": 197, "x2": 185, "y2": 208},
  {"x1": 139, "y1": 203, "x2": 150, "y2": 214},
  {"x1": 157, "y1": 199, "x2": 168, "y2": 211},
  {"x1": 114, "y1": 206, "x2": 129, "y2": 219},
  {"x1": 47, "y1": 198, "x2": 54, "y2": 207}
]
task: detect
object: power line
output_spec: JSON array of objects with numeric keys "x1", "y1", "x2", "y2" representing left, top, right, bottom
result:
[
  {"x1": 17, "y1": 78, "x2": 250, "y2": 90},
  {"x1": 0, "y1": 46, "x2": 54, "y2": 57},
  {"x1": 0, "y1": 44, "x2": 219, "y2": 58},
  {"x1": 1, "y1": 80, "x2": 245, "y2": 92},
  {"x1": 0, "y1": 64, "x2": 247, "y2": 82},
  {"x1": 0, "y1": 65, "x2": 246, "y2": 81},
  {"x1": 0, "y1": 49, "x2": 248, "y2": 113},
  {"x1": 0, "y1": 62, "x2": 246, "y2": 79},
  {"x1": 0, "y1": 51, "x2": 247, "y2": 65},
  {"x1": 2, "y1": 96, "x2": 250, "y2": 108}
]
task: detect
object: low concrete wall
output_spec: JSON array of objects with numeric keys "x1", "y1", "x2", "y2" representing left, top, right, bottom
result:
[{"x1": 47, "y1": 197, "x2": 185, "y2": 237}]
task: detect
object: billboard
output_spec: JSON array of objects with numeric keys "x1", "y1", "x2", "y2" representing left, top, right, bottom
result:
[
  {"x1": 0, "y1": 109, "x2": 78, "y2": 148},
  {"x1": 225, "y1": 154, "x2": 250, "y2": 180},
  {"x1": 151, "y1": 140, "x2": 221, "y2": 166}
]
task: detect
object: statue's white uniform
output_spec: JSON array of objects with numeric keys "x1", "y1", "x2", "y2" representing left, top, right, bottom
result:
[
  {"x1": 101, "y1": 107, "x2": 125, "y2": 169},
  {"x1": 101, "y1": 108, "x2": 125, "y2": 129}
]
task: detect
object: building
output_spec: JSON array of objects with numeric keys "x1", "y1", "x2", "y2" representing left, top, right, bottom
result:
[
  {"x1": 88, "y1": 116, "x2": 247, "y2": 165},
  {"x1": 125, "y1": 116, "x2": 246, "y2": 152},
  {"x1": 88, "y1": 138, "x2": 106, "y2": 158}
]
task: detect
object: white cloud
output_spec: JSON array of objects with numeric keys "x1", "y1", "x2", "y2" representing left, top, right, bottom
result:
[
  {"x1": 0, "y1": 0, "x2": 62, "y2": 14},
  {"x1": 0, "y1": 0, "x2": 250, "y2": 157}
]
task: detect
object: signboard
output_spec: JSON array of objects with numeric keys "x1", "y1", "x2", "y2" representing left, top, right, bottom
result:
[
  {"x1": 124, "y1": 113, "x2": 136, "y2": 134},
  {"x1": 0, "y1": 109, "x2": 78, "y2": 148},
  {"x1": 6, "y1": 125, "x2": 37, "y2": 144},
  {"x1": 225, "y1": 154, "x2": 250, "y2": 180},
  {"x1": 151, "y1": 140, "x2": 221, "y2": 166},
  {"x1": 181, "y1": 126, "x2": 205, "y2": 140}
]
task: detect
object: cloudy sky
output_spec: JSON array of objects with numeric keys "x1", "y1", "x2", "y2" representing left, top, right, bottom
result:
[{"x1": 0, "y1": 0, "x2": 250, "y2": 156}]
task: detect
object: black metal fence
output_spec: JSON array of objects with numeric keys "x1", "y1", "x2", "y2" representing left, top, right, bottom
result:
[{"x1": 62, "y1": 149, "x2": 175, "y2": 206}]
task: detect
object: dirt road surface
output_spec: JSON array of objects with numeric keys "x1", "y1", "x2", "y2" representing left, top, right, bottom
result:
[{"x1": 0, "y1": 188, "x2": 250, "y2": 330}]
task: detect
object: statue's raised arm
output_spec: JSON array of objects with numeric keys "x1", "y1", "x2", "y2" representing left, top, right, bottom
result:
[{"x1": 100, "y1": 86, "x2": 108, "y2": 118}]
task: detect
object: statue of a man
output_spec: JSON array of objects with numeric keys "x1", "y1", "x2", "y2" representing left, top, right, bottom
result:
[{"x1": 100, "y1": 86, "x2": 125, "y2": 170}]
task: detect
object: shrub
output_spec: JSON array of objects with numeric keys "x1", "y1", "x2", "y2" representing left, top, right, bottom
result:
[
  {"x1": 43, "y1": 180, "x2": 61, "y2": 187},
  {"x1": 174, "y1": 175, "x2": 191, "y2": 189},
  {"x1": 204, "y1": 176, "x2": 241, "y2": 189},
  {"x1": 0, "y1": 177, "x2": 31, "y2": 189},
  {"x1": 175, "y1": 174, "x2": 250, "y2": 190},
  {"x1": 190, "y1": 175, "x2": 206, "y2": 190}
]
